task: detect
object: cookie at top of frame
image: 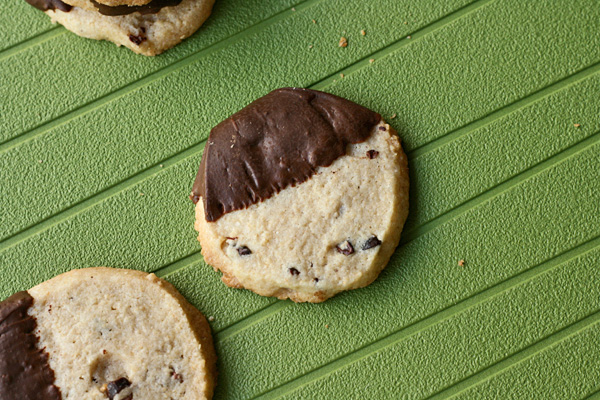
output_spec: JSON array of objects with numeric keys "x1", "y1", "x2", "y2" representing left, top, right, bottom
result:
[{"x1": 23, "y1": 0, "x2": 214, "y2": 56}]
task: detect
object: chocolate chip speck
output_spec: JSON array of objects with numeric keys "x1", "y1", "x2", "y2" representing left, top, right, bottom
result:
[
  {"x1": 107, "y1": 378, "x2": 131, "y2": 399},
  {"x1": 189, "y1": 193, "x2": 200, "y2": 204},
  {"x1": 362, "y1": 236, "x2": 382, "y2": 250},
  {"x1": 128, "y1": 34, "x2": 146, "y2": 45},
  {"x1": 314, "y1": 278, "x2": 319, "y2": 283},
  {"x1": 289, "y1": 268, "x2": 300, "y2": 276},
  {"x1": 366, "y1": 150, "x2": 379, "y2": 159},
  {"x1": 237, "y1": 246, "x2": 252, "y2": 256},
  {"x1": 336, "y1": 240, "x2": 354, "y2": 255}
]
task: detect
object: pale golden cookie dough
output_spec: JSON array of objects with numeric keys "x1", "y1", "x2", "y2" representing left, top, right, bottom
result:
[
  {"x1": 28, "y1": 267, "x2": 217, "y2": 399},
  {"x1": 45, "y1": 0, "x2": 214, "y2": 55},
  {"x1": 195, "y1": 121, "x2": 410, "y2": 303}
]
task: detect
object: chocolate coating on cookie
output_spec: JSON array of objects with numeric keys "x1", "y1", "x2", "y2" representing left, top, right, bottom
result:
[
  {"x1": 25, "y1": 0, "x2": 72, "y2": 12},
  {"x1": 0, "y1": 291, "x2": 61, "y2": 400},
  {"x1": 90, "y1": 0, "x2": 181, "y2": 15},
  {"x1": 191, "y1": 88, "x2": 381, "y2": 222}
]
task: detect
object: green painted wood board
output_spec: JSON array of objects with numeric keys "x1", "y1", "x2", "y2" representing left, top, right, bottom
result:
[{"x1": 1, "y1": 0, "x2": 599, "y2": 398}]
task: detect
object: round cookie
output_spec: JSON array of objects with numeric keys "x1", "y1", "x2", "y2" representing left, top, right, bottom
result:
[
  {"x1": 0, "y1": 268, "x2": 217, "y2": 399},
  {"x1": 25, "y1": 0, "x2": 214, "y2": 56},
  {"x1": 191, "y1": 88, "x2": 410, "y2": 303}
]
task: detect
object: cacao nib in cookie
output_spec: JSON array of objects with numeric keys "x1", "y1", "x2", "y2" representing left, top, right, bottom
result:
[{"x1": 191, "y1": 88, "x2": 381, "y2": 222}]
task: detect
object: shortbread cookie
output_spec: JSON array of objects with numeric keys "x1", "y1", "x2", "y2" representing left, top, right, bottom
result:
[
  {"x1": 190, "y1": 88, "x2": 410, "y2": 303},
  {"x1": 24, "y1": 0, "x2": 214, "y2": 55},
  {"x1": 0, "y1": 267, "x2": 217, "y2": 399}
]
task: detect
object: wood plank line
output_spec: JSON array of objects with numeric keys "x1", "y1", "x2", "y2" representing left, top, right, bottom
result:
[
  {"x1": 0, "y1": 26, "x2": 63, "y2": 62},
  {"x1": 429, "y1": 315, "x2": 600, "y2": 399}
]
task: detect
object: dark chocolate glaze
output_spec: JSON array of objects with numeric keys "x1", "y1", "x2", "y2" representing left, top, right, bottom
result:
[
  {"x1": 24, "y1": 0, "x2": 72, "y2": 12},
  {"x1": 0, "y1": 291, "x2": 61, "y2": 400},
  {"x1": 191, "y1": 88, "x2": 381, "y2": 222},
  {"x1": 90, "y1": 0, "x2": 182, "y2": 16}
]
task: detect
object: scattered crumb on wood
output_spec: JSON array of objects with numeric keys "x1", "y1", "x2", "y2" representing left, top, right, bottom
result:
[
  {"x1": 574, "y1": 123, "x2": 581, "y2": 127},
  {"x1": 339, "y1": 37, "x2": 348, "y2": 47},
  {"x1": 458, "y1": 259, "x2": 465, "y2": 267}
]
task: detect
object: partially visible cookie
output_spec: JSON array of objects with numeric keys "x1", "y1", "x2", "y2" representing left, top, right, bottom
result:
[
  {"x1": 24, "y1": 0, "x2": 214, "y2": 55},
  {"x1": 0, "y1": 267, "x2": 217, "y2": 399},
  {"x1": 191, "y1": 88, "x2": 410, "y2": 303}
]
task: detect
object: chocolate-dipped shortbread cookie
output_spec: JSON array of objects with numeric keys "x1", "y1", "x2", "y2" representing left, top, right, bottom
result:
[
  {"x1": 24, "y1": 0, "x2": 214, "y2": 55},
  {"x1": 190, "y1": 88, "x2": 410, "y2": 303},
  {"x1": 0, "y1": 268, "x2": 217, "y2": 399}
]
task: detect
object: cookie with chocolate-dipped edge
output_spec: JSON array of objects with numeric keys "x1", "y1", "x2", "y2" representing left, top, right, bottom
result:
[
  {"x1": 191, "y1": 88, "x2": 410, "y2": 303},
  {"x1": 0, "y1": 267, "x2": 217, "y2": 399},
  {"x1": 23, "y1": 0, "x2": 214, "y2": 56}
]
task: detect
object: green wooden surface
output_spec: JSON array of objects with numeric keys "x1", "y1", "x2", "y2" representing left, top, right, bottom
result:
[{"x1": 1, "y1": 0, "x2": 599, "y2": 398}]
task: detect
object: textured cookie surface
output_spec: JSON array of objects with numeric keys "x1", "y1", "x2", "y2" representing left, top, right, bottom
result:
[
  {"x1": 194, "y1": 107, "x2": 409, "y2": 302},
  {"x1": 43, "y1": 0, "x2": 214, "y2": 55},
  {"x1": 0, "y1": 268, "x2": 217, "y2": 399}
]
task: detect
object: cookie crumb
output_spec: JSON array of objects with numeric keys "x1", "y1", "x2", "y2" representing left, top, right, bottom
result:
[
  {"x1": 406, "y1": 35, "x2": 411, "y2": 39},
  {"x1": 390, "y1": 113, "x2": 397, "y2": 119},
  {"x1": 291, "y1": 7, "x2": 295, "y2": 11},
  {"x1": 325, "y1": 324, "x2": 329, "y2": 329},
  {"x1": 340, "y1": 73, "x2": 345, "y2": 78},
  {"x1": 312, "y1": 19, "x2": 316, "y2": 24},
  {"x1": 369, "y1": 58, "x2": 375, "y2": 64},
  {"x1": 360, "y1": 29, "x2": 366, "y2": 36},
  {"x1": 458, "y1": 259, "x2": 465, "y2": 267},
  {"x1": 339, "y1": 37, "x2": 348, "y2": 47},
  {"x1": 574, "y1": 123, "x2": 581, "y2": 127},
  {"x1": 160, "y1": 164, "x2": 164, "y2": 168},
  {"x1": 309, "y1": 45, "x2": 313, "y2": 49},
  {"x1": 404, "y1": 21, "x2": 408, "y2": 25},
  {"x1": 208, "y1": 316, "x2": 215, "y2": 322}
]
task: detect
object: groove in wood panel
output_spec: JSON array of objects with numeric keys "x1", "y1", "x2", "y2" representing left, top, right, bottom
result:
[
  {"x1": 400, "y1": 130, "x2": 600, "y2": 244},
  {"x1": 0, "y1": 0, "x2": 319, "y2": 151},
  {"x1": 411, "y1": 61, "x2": 600, "y2": 159},
  {"x1": 429, "y1": 315, "x2": 600, "y2": 399},
  {"x1": 153, "y1": 251, "x2": 202, "y2": 278},
  {"x1": 0, "y1": 26, "x2": 63, "y2": 62},
  {"x1": 311, "y1": 0, "x2": 495, "y2": 90},
  {"x1": 250, "y1": 235, "x2": 600, "y2": 399}
]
